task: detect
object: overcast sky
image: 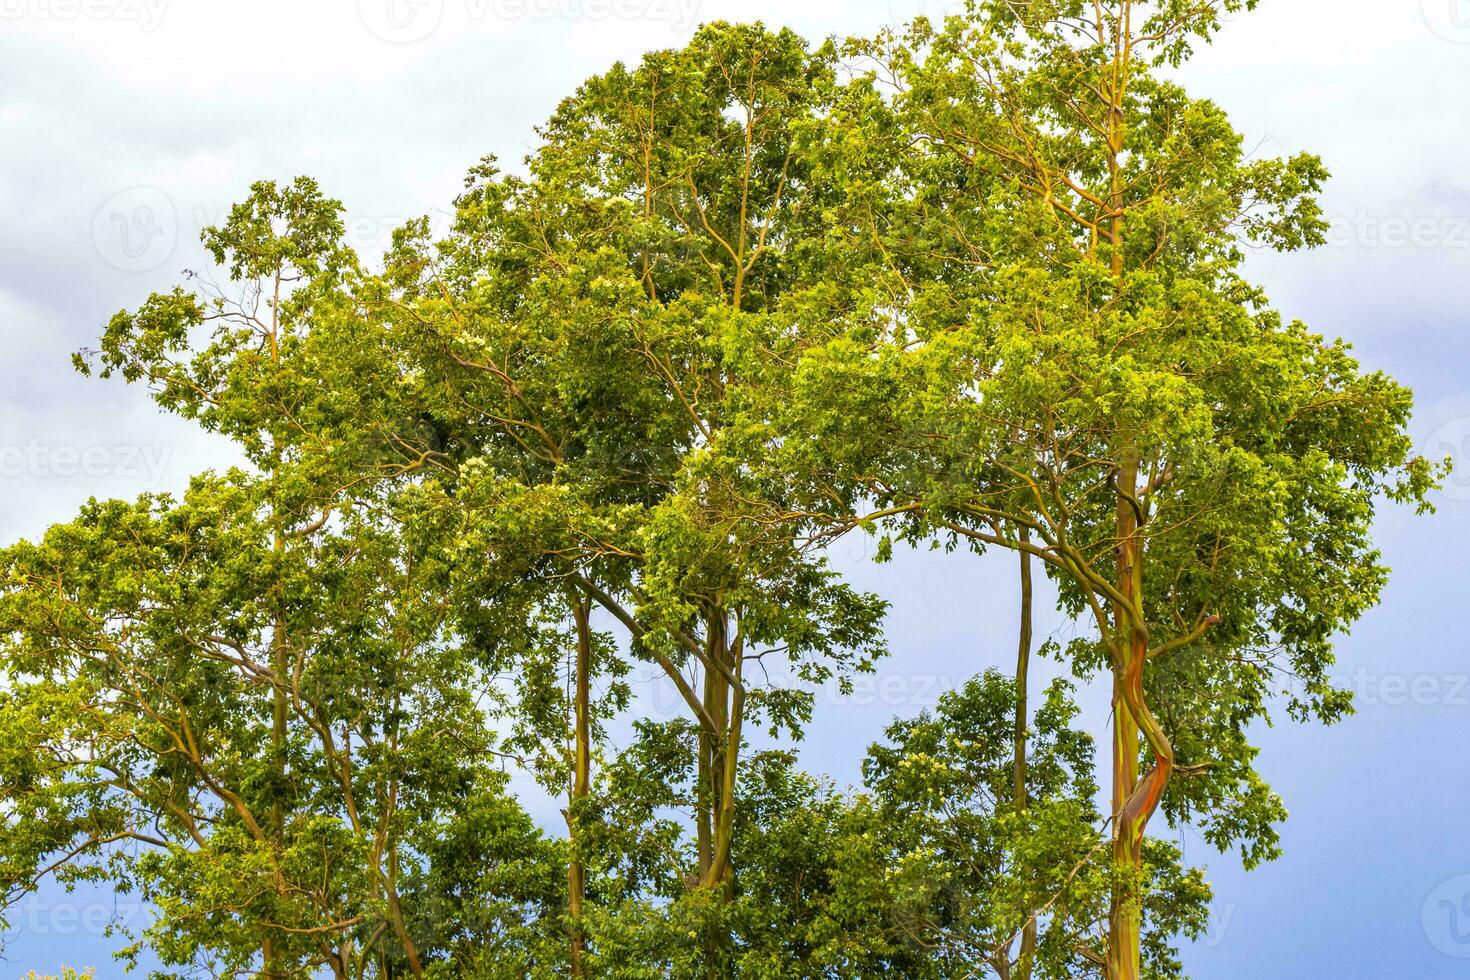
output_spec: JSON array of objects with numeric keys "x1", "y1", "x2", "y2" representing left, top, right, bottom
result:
[{"x1": 3, "y1": 0, "x2": 1470, "y2": 976}]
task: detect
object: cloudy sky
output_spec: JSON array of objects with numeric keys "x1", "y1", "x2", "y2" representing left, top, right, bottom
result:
[{"x1": 3, "y1": 0, "x2": 1469, "y2": 975}]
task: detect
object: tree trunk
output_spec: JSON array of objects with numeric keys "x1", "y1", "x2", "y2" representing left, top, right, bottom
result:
[
  {"x1": 700, "y1": 613, "x2": 733, "y2": 889},
  {"x1": 264, "y1": 550, "x2": 288, "y2": 979},
  {"x1": 386, "y1": 849, "x2": 425, "y2": 978},
  {"x1": 568, "y1": 595, "x2": 593, "y2": 977},
  {"x1": 1106, "y1": 449, "x2": 1176, "y2": 980},
  {"x1": 1108, "y1": 675, "x2": 1142, "y2": 980},
  {"x1": 1013, "y1": 537, "x2": 1037, "y2": 980},
  {"x1": 697, "y1": 660, "x2": 716, "y2": 882},
  {"x1": 697, "y1": 613, "x2": 741, "y2": 980},
  {"x1": 1108, "y1": 446, "x2": 1144, "y2": 980}
]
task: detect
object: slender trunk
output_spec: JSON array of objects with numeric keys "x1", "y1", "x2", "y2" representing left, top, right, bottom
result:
[
  {"x1": 568, "y1": 596, "x2": 593, "y2": 977},
  {"x1": 271, "y1": 566, "x2": 288, "y2": 835},
  {"x1": 1102, "y1": 18, "x2": 1155, "y2": 971},
  {"x1": 1107, "y1": 447, "x2": 1142, "y2": 980},
  {"x1": 709, "y1": 636, "x2": 742, "y2": 892},
  {"x1": 698, "y1": 613, "x2": 740, "y2": 980},
  {"x1": 386, "y1": 849, "x2": 425, "y2": 977},
  {"x1": 1106, "y1": 448, "x2": 1176, "y2": 980},
  {"x1": 701, "y1": 613, "x2": 731, "y2": 888},
  {"x1": 696, "y1": 660, "x2": 716, "y2": 882},
  {"x1": 1108, "y1": 672, "x2": 1142, "y2": 980},
  {"x1": 1013, "y1": 536, "x2": 1037, "y2": 980}
]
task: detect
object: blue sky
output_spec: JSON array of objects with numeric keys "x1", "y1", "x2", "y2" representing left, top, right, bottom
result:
[{"x1": 2, "y1": 0, "x2": 1468, "y2": 975}]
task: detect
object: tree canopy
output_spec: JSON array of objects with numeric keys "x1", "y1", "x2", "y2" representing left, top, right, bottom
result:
[{"x1": 0, "y1": 5, "x2": 1440, "y2": 980}]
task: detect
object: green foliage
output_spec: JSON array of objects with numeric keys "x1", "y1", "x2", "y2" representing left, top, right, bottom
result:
[
  {"x1": 779, "y1": 0, "x2": 1440, "y2": 873},
  {"x1": 569, "y1": 674, "x2": 1208, "y2": 979},
  {"x1": 0, "y1": 4, "x2": 1438, "y2": 978},
  {"x1": 0, "y1": 473, "x2": 561, "y2": 976}
]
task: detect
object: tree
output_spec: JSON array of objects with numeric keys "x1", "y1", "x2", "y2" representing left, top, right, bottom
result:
[
  {"x1": 0, "y1": 472, "x2": 562, "y2": 977},
  {"x1": 0, "y1": 10, "x2": 1443, "y2": 978},
  {"x1": 0, "y1": 180, "x2": 563, "y2": 977},
  {"x1": 367, "y1": 23, "x2": 894, "y2": 970},
  {"x1": 573, "y1": 672, "x2": 1208, "y2": 979},
  {"x1": 861, "y1": 672, "x2": 1209, "y2": 978},
  {"x1": 776, "y1": 3, "x2": 1444, "y2": 976}
]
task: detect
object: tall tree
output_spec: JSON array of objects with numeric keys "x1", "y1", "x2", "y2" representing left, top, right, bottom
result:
[
  {"x1": 366, "y1": 26, "x2": 894, "y2": 972},
  {"x1": 510, "y1": 19, "x2": 895, "y2": 903},
  {"x1": 775, "y1": 3, "x2": 1443, "y2": 975},
  {"x1": 0, "y1": 179, "x2": 563, "y2": 977}
]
